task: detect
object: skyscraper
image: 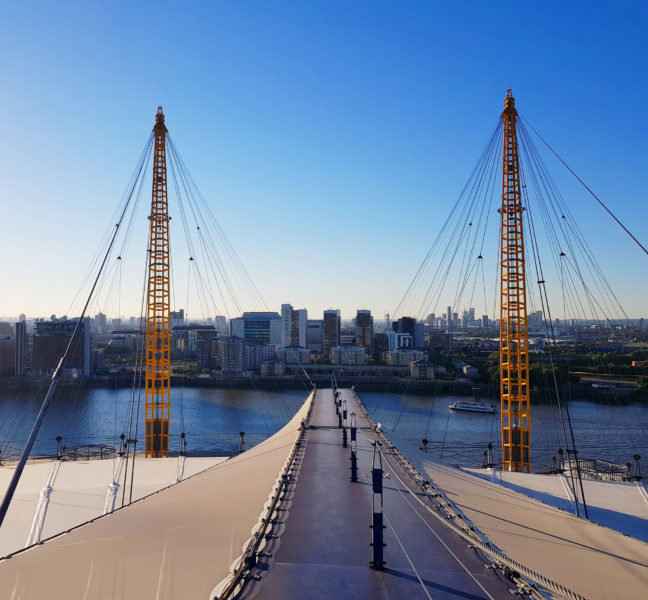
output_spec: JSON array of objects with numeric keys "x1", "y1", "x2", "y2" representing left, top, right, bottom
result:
[
  {"x1": 281, "y1": 304, "x2": 307, "y2": 348},
  {"x1": 322, "y1": 309, "x2": 341, "y2": 358},
  {"x1": 355, "y1": 309, "x2": 374, "y2": 352},
  {"x1": 15, "y1": 321, "x2": 26, "y2": 376},
  {"x1": 306, "y1": 320, "x2": 323, "y2": 353},
  {"x1": 230, "y1": 312, "x2": 282, "y2": 345}
]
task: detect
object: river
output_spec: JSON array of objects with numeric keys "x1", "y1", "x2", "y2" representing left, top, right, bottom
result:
[{"x1": 0, "y1": 387, "x2": 646, "y2": 472}]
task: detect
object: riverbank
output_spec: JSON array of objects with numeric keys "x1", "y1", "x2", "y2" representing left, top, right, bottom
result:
[{"x1": 1, "y1": 373, "x2": 645, "y2": 403}]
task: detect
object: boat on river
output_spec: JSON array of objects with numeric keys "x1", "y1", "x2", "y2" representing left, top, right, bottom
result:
[{"x1": 449, "y1": 400, "x2": 497, "y2": 414}]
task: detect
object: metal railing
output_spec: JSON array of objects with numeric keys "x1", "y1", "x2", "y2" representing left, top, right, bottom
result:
[
  {"x1": 213, "y1": 389, "x2": 315, "y2": 600},
  {"x1": 352, "y1": 389, "x2": 587, "y2": 600}
]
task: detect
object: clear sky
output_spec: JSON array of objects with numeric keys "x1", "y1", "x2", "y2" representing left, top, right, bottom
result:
[{"x1": 1, "y1": 1, "x2": 646, "y2": 321}]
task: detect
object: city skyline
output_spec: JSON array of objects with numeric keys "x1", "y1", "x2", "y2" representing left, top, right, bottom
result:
[{"x1": 1, "y1": 2, "x2": 647, "y2": 319}]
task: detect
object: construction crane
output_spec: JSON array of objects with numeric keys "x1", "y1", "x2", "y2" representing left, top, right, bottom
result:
[
  {"x1": 145, "y1": 106, "x2": 171, "y2": 458},
  {"x1": 499, "y1": 90, "x2": 530, "y2": 472}
]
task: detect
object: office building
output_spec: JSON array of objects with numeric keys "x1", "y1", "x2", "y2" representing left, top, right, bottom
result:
[
  {"x1": 0, "y1": 336, "x2": 15, "y2": 376},
  {"x1": 427, "y1": 330, "x2": 453, "y2": 351},
  {"x1": 355, "y1": 310, "x2": 373, "y2": 352},
  {"x1": 214, "y1": 336, "x2": 245, "y2": 374},
  {"x1": 322, "y1": 310, "x2": 341, "y2": 358},
  {"x1": 276, "y1": 346, "x2": 311, "y2": 365},
  {"x1": 281, "y1": 304, "x2": 307, "y2": 348},
  {"x1": 170, "y1": 309, "x2": 185, "y2": 329},
  {"x1": 32, "y1": 318, "x2": 91, "y2": 376},
  {"x1": 196, "y1": 327, "x2": 219, "y2": 371},
  {"x1": 94, "y1": 313, "x2": 107, "y2": 334},
  {"x1": 306, "y1": 320, "x2": 323, "y2": 353},
  {"x1": 230, "y1": 312, "x2": 282, "y2": 345},
  {"x1": 331, "y1": 346, "x2": 368, "y2": 366},
  {"x1": 15, "y1": 321, "x2": 26, "y2": 376},
  {"x1": 214, "y1": 316, "x2": 228, "y2": 335},
  {"x1": 386, "y1": 349, "x2": 425, "y2": 366}
]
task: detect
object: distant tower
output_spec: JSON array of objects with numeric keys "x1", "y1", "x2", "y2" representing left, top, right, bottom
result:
[
  {"x1": 499, "y1": 90, "x2": 530, "y2": 473},
  {"x1": 14, "y1": 321, "x2": 26, "y2": 376},
  {"x1": 322, "y1": 309, "x2": 341, "y2": 358},
  {"x1": 145, "y1": 107, "x2": 171, "y2": 458},
  {"x1": 355, "y1": 310, "x2": 374, "y2": 352}
]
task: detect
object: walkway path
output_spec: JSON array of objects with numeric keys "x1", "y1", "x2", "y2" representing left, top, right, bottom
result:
[{"x1": 245, "y1": 388, "x2": 515, "y2": 600}]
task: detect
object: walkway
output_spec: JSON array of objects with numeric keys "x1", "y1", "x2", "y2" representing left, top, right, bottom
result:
[{"x1": 244, "y1": 388, "x2": 514, "y2": 600}]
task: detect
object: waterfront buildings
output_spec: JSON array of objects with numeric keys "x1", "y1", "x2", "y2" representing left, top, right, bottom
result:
[
  {"x1": 410, "y1": 360, "x2": 436, "y2": 380},
  {"x1": 280, "y1": 304, "x2": 307, "y2": 348},
  {"x1": 230, "y1": 312, "x2": 282, "y2": 345},
  {"x1": 195, "y1": 327, "x2": 219, "y2": 371},
  {"x1": 214, "y1": 336, "x2": 245, "y2": 374},
  {"x1": 306, "y1": 320, "x2": 323, "y2": 353},
  {"x1": 331, "y1": 345, "x2": 368, "y2": 365},
  {"x1": 0, "y1": 336, "x2": 14, "y2": 376},
  {"x1": 214, "y1": 315, "x2": 228, "y2": 335},
  {"x1": 170, "y1": 309, "x2": 185, "y2": 328},
  {"x1": 14, "y1": 321, "x2": 26, "y2": 376},
  {"x1": 276, "y1": 346, "x2": 310, "y2": 365},
  {"x1": 355, "y1": 309, "x2": 373, "y2": 352},
  {"x1": 32, "y1": 318, "x2": 91, "y2": 377},
  {"x1": 322, "y1": 309, "x2": 341, "y2": 358},
  {"x1": 386, "y1": 348, "x2": 425, "y2": 365}
]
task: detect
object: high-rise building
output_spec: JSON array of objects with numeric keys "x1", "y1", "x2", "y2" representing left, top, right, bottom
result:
[
  {"x1": 306, "y1": 320, "x2": 323, "y2": 353},
  {"x1": 372, "y1": 332, "x2": 389, "y2": 361},
  {"x1": 196, "y1": 327, "x2": 219, "y2": 371},
  {"x1": 0, "y1": 336, "x2": 15, "y2": 376},
  {"x1": 322, "y1": 309, "x2": 341, "y2": 358},
  {"x1": 214, "y1": 315, "x2": 228, "y2": 335},
  {"x1": 393, "y1": 317, "x2": 421, "y2": 345},
  {"x1": 15, "y1": 321, "x2": 26, "y2": 376},
  {"x1": 528, "y1": 310, "x2": 544, "y2": 331},
  {"x1": 94, "y1": 312, "x2": 107, "y2": 334},
  {"x1": 355, "y1": 310, "x2": 374, "y2": 352},
  {"x1": 214, "y1": 336, "x2": 245, "y2": 374},
  {"x1": 230, "y1": 312, "x2": 282, "y2": 345},
  {"x1": 32, "y1": 318, "x2": 90, "y2": 376},
  {"x1": 281, "y1": 304, "x2": 307, "y2": 348},
  {"x1": 427, "y1": 330, "x2": 453, "y2": 351},
  {"x1": 331, "y1": 346, "x2": 368, "y2": 365},
  {"x1": 170, "y1": 309, "x2": 185, "y2": 329}
]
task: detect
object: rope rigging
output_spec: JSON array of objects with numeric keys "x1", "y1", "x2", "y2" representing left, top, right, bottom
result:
[
  {"x1": 520, "y1": 116, "x2": 648, "y2": 257},
  {"x1": 385, "y1": 95, "x2": 643, "y2": 476}
]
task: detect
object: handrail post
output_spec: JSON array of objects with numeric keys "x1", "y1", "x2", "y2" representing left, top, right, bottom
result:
[{"x1": 370, "y1": 441, "x2": 385, "y2": 570}]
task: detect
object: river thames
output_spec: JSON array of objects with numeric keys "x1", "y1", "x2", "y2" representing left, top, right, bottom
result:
[{"x1": 0, "y1": 387, "x2": 646, "y2": 472}]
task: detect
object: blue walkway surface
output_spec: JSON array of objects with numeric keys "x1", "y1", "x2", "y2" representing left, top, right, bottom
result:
[{"x1": 241, "y1": 388, "x2": 515, "y2": 600}]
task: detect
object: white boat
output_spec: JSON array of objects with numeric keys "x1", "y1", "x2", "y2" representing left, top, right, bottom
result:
[{"x1": 449, "y1": 401, "x2": 496, "y2": 414}]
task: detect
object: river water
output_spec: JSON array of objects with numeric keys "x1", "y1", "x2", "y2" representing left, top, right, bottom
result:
[{"x1": 0, "y1": 387, "x2": 646, "y2": 472}]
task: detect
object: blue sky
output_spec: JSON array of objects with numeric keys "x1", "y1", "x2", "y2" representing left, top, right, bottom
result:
[{"x1": 1, "y1": 1, "x2": 646, "y2": 321}]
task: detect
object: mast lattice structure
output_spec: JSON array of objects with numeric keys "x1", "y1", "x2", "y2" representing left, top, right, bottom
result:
[
  {"x1": 499, "y1": 90, "x2": 530, "y2": 472},
  {"x1": 145, "y1": 106, "x2": 171, "y2": 458}
]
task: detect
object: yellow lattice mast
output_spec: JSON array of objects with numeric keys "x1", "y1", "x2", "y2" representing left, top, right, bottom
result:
[
  {"x1": 145, "y1": 106, "x2": 171, "y2": 458},
  {"x1": 500, "y1": 90, "x2": 530, "y2": 472}
]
